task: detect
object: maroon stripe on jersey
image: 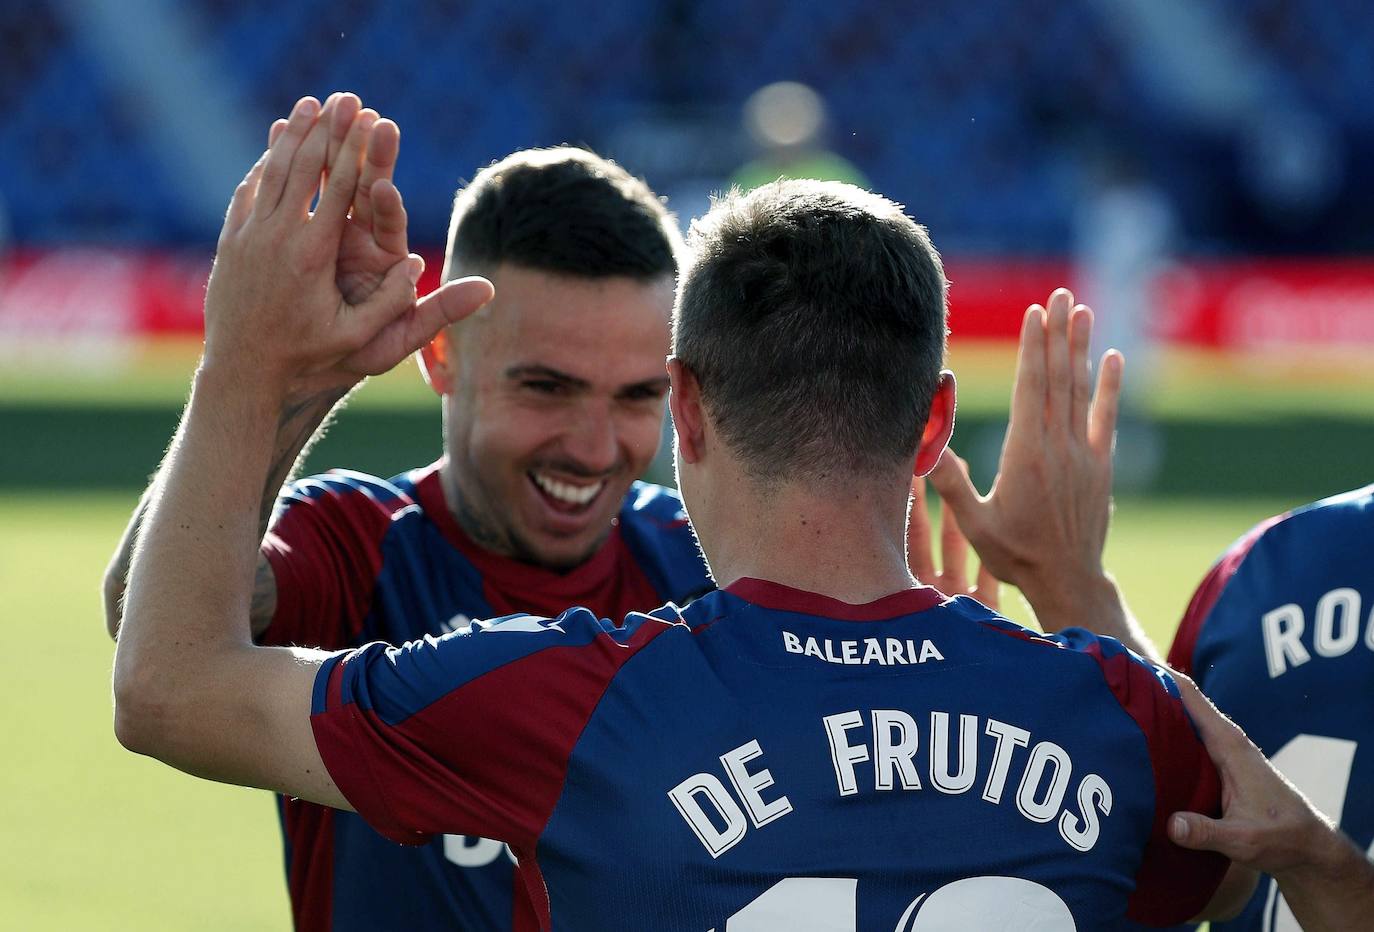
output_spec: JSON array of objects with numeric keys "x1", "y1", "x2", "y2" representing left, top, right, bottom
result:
[
  {"x1": 280, "y1": 798, "x2": 335, "y2": 932},
  {"x1": 1168, "y1": 512, "x2": 1289, "y2": 676},
  {"x1": 1082, "y1": 641, "x2": 1228, "y2": 925},
  {"x1": 261, "y1": 482, "x2": 405, "y2": 649},
  {"x1": 725, "y1": 577, "x2": 945, "y2": 621},
  {"x1": 512, "y1": 850, "x2": 550, "y2": 932},
  {"x1": 312, "y1": 618, "x2": 672, "y2": 851}
]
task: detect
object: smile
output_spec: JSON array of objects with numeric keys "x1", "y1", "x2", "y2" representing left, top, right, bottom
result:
[{"x1": 529, "y1": 471, "x2": 606, "y2": 509}]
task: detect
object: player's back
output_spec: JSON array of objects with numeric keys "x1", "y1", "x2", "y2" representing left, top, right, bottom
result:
[
  {"x1": 314, "y1": 579, "x2": 1225, "y2": 931},
  {"x1": 1170, "y1": 484, "x2": 1374, "y2": 932}
]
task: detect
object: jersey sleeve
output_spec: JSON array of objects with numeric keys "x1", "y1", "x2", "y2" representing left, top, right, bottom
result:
[
  {"x1": 258, "y1": 471, "x2": 412, "y2": 650},
  {"x1": 309, "y1": 605, "x2": 681, "y2": 850},
  {"x1": 1056, "y1": 629, "x2": 1230, "y2": 925},
  {"x1": 1168, "y1": 512, "x2": 1287, "y2": 679}
]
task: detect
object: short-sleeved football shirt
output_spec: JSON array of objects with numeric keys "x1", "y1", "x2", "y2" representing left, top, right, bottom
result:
[
  {"x1": 313, "y1": 578, "x2": 1227, "y2": 931},
  {"x1": 258, "y1": 460, "x2": 713, "y2": 931},
  {"x1": 1170, "y1": 484, "x2": 1374, "y2": 932}
]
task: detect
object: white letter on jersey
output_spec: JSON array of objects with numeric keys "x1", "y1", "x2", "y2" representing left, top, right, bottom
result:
[
  {"x1": 983, "y1": 719, "x2": 1031, "y2": 804},
  {"x1": 1314, "y1": 588, "x2": 1361, "y2": 658},
  {"x1": 1016, "y1": 741, "x2": 1072, "y2": 823},
  {"x1": 823, "y1": 710, "x2": 870, "y2": 797},
  {"x1": 1059, "y1": 773, "x2": 1113, "y2": 852},
  {"x1": 872, "y1": 710, "x2": 922, "y2": 791},
  {"x1": 442, "y1": 835, "x2": 515, "y2": 867},
  {"x1": 722, "y1": 740, "x2": 793, "y2": 827},
  {"x1": 1261, "y1": 603, "x2": 1311, "y2": 678},
  {"x1": 668, "y1": 773, "x2": 749, "y2": 858},
  {"x1": 929, "y1": 712, "x2": 978, "y2": 794}
]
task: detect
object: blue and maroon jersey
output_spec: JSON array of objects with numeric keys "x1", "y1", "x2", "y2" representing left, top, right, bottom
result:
[
  {"x1": 258, "y1": 461, "x2": 713, "y2": 931},
  {"x1": 1169, "y1": 484, "x2": 1374, "y2": 932},
  {"x1": 311, "y1": 578, "x2": 1227, "y2": 931}
]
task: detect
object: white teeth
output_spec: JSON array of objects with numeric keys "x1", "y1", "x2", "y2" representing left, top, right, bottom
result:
[{"x1": 531, "y1": 472, "x2": 604, "y2": 506}]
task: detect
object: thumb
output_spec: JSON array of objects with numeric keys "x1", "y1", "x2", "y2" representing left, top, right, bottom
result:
[
  {"x1": 1169, "y1": 812, "x2": 1229, "y2": 853},
  {"x1": 929, "y1": 450, "x2": 982, "y2": 520},
  {"x1": 428, "y1": 275, "x2": 496, "y2": 328}
]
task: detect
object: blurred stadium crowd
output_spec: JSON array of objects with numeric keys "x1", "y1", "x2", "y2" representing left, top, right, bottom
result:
[{"x1": 3, "y1": 0, "x2": 1373, "y2": 254}]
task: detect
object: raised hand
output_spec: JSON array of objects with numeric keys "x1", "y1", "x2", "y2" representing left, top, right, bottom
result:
[
  {"x1": 907, "y1": 474, "x2": 999, "y2": 609},
  {"x1": 206, "y1": 96, "x2": 493, "y2": 394},
  {"x1": 927, "y1": 289, "x2": 1149, "y2": 648}
]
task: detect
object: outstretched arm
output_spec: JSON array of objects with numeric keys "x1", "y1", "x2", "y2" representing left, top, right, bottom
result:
[
  {"x1": 112, "y1": 95, "x2": 492, "y2": 804},
  {"x1": 1169, "y1": 676, "x2": 1374, "y2": 930},
  {"x1": 930, "y1": 288, "x2": 1162, "y2": 662},
  {"x1": 102, "y1": 93, "x2": 418, "y2": 641}
]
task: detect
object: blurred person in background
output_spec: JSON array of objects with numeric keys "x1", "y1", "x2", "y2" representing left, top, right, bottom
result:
[
  {"x1": 1073, "y1": 148, "x2": 1174, "y2": 492},
  {"x1": 104, "y1": 93, "x2": 714, "y2": 931},
  {"x1": 730, "y1": 81, "x2": 870, "y2": 192}
]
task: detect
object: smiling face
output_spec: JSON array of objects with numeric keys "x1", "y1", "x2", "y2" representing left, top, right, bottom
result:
[{"x1": 429, "y1": 264, "x2": 675, "y2": 570}]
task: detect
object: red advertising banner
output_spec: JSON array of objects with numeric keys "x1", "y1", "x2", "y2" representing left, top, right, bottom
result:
[{"x1": 3, "y1": 249, "x2": 1374, "y2": 352}]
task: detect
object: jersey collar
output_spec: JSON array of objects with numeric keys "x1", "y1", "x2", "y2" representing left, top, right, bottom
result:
[{"x1": 725, "y1": 577, "x2": 946, "y2": 621}]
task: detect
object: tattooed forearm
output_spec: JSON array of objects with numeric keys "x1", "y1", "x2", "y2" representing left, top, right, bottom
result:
[
  {"x1": 257, "y1": 386, "x2": 350, "y2": 536},
  {"x1": 105, "y1": 385, "x2": 349, "y2": 638}
]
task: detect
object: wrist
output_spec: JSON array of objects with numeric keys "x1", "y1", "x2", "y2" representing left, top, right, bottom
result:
[
  {"x1": 1019, "y1": 570, "x2": 1117, "y2": 632},
  {"x1": 197, "y1": 354, "x2": 291, "y2": 402},
  {"x1": 1274, "y1": 812, "x2": 1358, "y2": 887}
]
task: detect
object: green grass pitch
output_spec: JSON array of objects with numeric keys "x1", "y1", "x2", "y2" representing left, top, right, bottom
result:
[{"x1": 1, "y1": 490, "x2": 1294, "y2": 929}]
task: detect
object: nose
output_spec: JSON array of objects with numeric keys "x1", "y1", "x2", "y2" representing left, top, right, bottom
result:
[{"x1": 560, "y1": 400, "x2": 620, "y2": 475}]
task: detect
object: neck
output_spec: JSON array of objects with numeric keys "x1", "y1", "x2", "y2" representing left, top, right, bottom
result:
[
  {"x1": 437, "y1": 457, "x2": 515, "y2": 558},
  {"x1": 703, "y1": 473, "x2": 915, "y2": 604}
]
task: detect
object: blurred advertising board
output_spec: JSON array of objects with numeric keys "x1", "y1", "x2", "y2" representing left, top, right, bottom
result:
[{"x1": 3, "y1": 249, "x2": 1374, "y2": 361}]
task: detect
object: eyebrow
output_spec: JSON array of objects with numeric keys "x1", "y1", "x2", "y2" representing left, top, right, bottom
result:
[
  {"x1": 505, "y1": 364, "x2": 591, "y2": 391},
  {"x1": 504, "y1": 364, "x2": 670, "y2": 395}
]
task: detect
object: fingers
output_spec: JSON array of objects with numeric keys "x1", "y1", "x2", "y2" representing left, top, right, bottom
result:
[
  {"x1": 907, "y1": 477, "x2": 937, "y2": 584},
  {"x1": 351, "y1": 116, "x2": 401, "y2": 239},
  {"x1": 255, "y1": 97, "x2": 320, "y2": 219},
  {"x1": 279, "y1": 96, "x2": 337, "y2": 218},
  {"x1": 268, "y1": 119, "x2": 288, "y2": 147},
  {"x1": 1069, "y1": 304, "x2": 1094, "y2": 442},
  {"x1": 1167, "y1": 812, "x2": 1229, "y2": 852},
  {"x1": 1009, "y1": 305, "x2": 1047, "y2": 430},
  {"x1": 927, "y1": 449, "x2": 981, "y2": 522},
  {"x1": 1174, "y1": 673, "x2": 1251, "y2": 758},
  {"x1": 1088, "y1": 349, "x2": 1124, "y2": 458},
  {"x1": 369, "y1": 177, "x2": 409, "y2": 256},
  {"x1": 973, "y1": 562, "x2": 1000, "y2": 610},
  {"x1": 324, "y1": 93, "x2": 360, "y2": 178},
  {"x1": 416, "y1": 275, "x2": 496, "y2": 337},
  {"x1": 224, "y1": 149, "x2": 269, "y2": 235},
  {"x1": 1045, "y1": 288, "x2": 1073, "y2": 434},
  {"x1": 938, "y1": 497, "x2": 969, "y2": 591},
  {"x1": 313, "y1": 107, "x2": 376, "y2": 231},
  {"x1": 354, "y1": 273, "x2": 495, "y2": 373}
]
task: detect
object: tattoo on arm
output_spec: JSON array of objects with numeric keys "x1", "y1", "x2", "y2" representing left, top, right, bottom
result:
[
  {"x1": 107, "y1": 386, "x2": 350, "y2": 639},
  {"x1": 257, "y1": 387, "x2": 350, "y2": 539}
]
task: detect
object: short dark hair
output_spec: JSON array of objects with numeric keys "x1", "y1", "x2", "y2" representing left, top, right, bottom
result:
[
  {"x1": 444, "y1": 147, "x2": 680, "y2": 280},
  {"x1": 673, "y1": 180, "x2": 948, "y2": 481}
]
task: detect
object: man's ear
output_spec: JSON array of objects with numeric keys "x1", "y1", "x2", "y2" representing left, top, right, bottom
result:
[
  {"x1": 667, "y1": 357, "x2": 706, "y2": 464},
  {"x1": 913, "y1": 370, "x2": 956, "y2": 477},
  {"x1": 418, "y1": 329, "x2": 455, "y2": 396}
]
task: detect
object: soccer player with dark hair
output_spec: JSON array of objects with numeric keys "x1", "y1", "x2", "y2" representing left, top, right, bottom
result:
[
  {"x1": 115, "y1": 97, "x2": 1257, "y2": 930},
  {"x1": 104, "y1": 97, "x2": 711, "y2": 930}
]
